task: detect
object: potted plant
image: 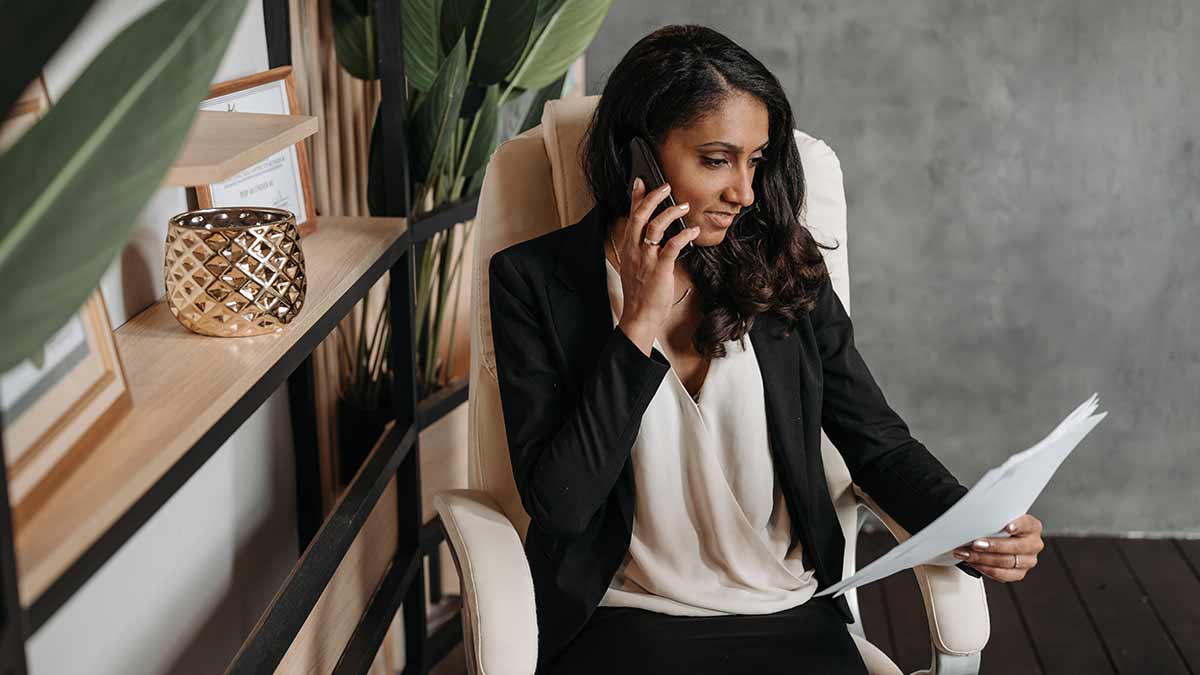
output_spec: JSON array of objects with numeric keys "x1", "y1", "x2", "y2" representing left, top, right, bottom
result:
[{"x1": 330, "y1": 0, "x2": 611, "y2": 477}]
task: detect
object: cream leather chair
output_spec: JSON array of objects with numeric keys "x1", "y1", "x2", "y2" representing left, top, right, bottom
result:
[{"x1": 434, "y1": 95, "x2": 990, "y2": 675}]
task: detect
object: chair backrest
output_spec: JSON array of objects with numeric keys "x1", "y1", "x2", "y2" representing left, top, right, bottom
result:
[{"x1": 469, "y1": 95, "x2": 856, "y2": 557}]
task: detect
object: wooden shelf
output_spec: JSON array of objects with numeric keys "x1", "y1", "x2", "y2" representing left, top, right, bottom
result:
[
  {"x1": 163, "y1": 110, "x2": 318, "y2": 186},
  {"x1": 13, "y1": 216, "x2": 408, "y2": 613}
]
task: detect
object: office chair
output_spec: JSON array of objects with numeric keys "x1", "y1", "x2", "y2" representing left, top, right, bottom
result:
[{"x1": 434, "y1": 95, "x2": 990, "y2": 675}]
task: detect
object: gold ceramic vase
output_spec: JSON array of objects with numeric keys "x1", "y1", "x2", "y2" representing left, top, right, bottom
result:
[{"x1": 164, "y1": 207, "x2": 307, "y2": 337}]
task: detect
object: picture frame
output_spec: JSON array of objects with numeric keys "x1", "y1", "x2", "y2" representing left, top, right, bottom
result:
[
  {"x1": 194, "y1": 66, "x2": 318, "y2": 237},
  {"x1": 0, "y1": 76, "x2": 132, "y2": 509},
  {"x1": 0, "y1": 77, "x2": 52, "y2": 149}
]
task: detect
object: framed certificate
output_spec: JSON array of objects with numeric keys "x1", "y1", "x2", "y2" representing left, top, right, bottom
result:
[
  {"x1": 0, "y1": 294, "x2": 131, "y2": 509},
  {"x1": 0, "y1": 77, "x2": 132, "y2": 509},
  {"x1": 196, "y1": 66, "x2": 318, "y2": 237}
]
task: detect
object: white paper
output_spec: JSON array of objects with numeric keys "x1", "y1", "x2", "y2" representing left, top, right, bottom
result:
[{"x1": 815, "y1": 393, "x2": 1108, "y2": 598}]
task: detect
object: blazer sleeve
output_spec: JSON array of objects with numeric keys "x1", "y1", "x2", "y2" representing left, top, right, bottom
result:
[
  {"x1": 810, "y1": 274, "x2": 983, "y2": 579},
  {"x1": 488, "y1": 252, "x2": 671, "y2": 536}
]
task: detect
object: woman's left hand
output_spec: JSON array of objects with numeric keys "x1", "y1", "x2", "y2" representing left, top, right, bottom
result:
[{"x1": 953, "y1": 513, "x2": 1044, "y2": 582}]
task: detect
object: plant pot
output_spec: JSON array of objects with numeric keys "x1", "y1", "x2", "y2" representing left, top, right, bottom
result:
[
  {"x1": 164, "y1": 207, "x2": 306, "y2": 337},
  {"x1": 336, "y1": 385, "x2": 394, "y2": 484}
]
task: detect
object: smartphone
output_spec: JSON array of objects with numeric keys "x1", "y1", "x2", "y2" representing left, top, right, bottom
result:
[{"x1": 628, "y1": 136, "x2": 693, "y2": 254}]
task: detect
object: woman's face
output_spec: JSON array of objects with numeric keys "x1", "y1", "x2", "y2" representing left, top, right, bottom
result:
[{"x1": 657, "y1": 92, "x2": 770, "y2": 247}]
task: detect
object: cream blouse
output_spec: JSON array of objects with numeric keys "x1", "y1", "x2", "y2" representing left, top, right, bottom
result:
[{"x1": 597, "y1": 256, "x2": 820, "y2": 616}]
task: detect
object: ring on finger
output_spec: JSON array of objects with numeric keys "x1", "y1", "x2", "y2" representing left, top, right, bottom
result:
[
  {"x1": 961, "y1": 549, "x2": 1022, "y2": 569},
  {"x1": 642, "y1": 237, "x2": 660, "y2": 247}
]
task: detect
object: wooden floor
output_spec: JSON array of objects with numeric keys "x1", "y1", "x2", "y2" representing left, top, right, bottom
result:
[
  {"x1": 428, "y1": 532, "x2": 1200, "y2": 674},
  {"x1": 856, "y1": 530, "x2": 1200, "y2": 675}
]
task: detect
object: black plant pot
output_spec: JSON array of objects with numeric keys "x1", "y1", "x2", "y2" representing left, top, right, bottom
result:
[{"x1": 336, "y1": 385, "x2": 395, "y2": 485}]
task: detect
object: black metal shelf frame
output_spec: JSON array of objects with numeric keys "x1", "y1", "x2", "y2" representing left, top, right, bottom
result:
[
  {"x1": 228, "y1": 420, "x2": 419, "y2": 673},
  {"x1": 24, "y1": 217, "x2": 412, "y2": 637},
  {"x1": 410, "y1": 194, "x2": 480, "y2": 245},
  {"x1": 0, "y1": 1, "x2": 475, "y2": 673}
]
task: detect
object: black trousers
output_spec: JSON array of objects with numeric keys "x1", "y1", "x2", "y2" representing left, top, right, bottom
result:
[{"x1": 541, "y1": 595, "x2": 871, "y2": 675}]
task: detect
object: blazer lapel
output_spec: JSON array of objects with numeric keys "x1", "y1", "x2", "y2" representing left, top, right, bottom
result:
[
  {"x1": 545, "y1": 206, "x2": 613, "y2": 392},
  {"x1": 541, "y1": 206, "x2": 813, "y2": 544},
  {"x1": 544, "y1": 208, "x2": 641, "y2": 531},
  {"x1": 749, "y1": 314, "x2": 812, "y2": 547}
]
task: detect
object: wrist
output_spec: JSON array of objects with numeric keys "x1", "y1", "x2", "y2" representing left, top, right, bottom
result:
[{"x1": 617, "y1": 319, "x2": 654, "y2": 356}]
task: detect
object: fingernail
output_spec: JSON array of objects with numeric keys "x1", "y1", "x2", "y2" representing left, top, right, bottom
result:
[
  {"x1": 1006, "y1": 523, "x2": 1018, "y2": 533},
  {"x1": 635, "y1": 177, "x2": 643, "y2": 191},
  {"x1": 679, "y1": 203, "x2": 690, "y2": 211},
  {"x1": 660, "y1": 183, "x2": 671, "y2": 193},
  {"x1": 973, "y1": 539, "x2": 990, "y2": 549},
  {"x1": 955, "y1": 550, "x2": 970, "y2": 559}
]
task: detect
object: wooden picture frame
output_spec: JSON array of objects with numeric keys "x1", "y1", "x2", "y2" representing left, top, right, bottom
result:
[
  {"x1": 0, "y1": 77, "x2": 52, "y2": 149},
  {"x1": 195, "y1": 66, "x2": 318, "y2": 237},
  {"x1": 0, "y1": 77, "x2": 132, "y2": 508}
]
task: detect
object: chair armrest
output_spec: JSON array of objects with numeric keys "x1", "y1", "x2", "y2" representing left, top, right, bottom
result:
[
  {"x1": 434, "y1": 489, "x2": 538, "y2": 675},
  {"x1": 853, "y1": 485, "x2": 990, "y2": 662}
]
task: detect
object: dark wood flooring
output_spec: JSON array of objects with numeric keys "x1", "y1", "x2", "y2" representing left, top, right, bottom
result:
[
  {"x1": 428, "y1": 532, "x2": 1200, "y2": 674},
  {"x1": 856, "y1": 530, "x2": 1200, "y2": 675}
]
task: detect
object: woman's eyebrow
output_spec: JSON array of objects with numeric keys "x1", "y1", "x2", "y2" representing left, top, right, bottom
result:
[{"x1": 696, "y1": 140, "x2": 769, "y2": 152}]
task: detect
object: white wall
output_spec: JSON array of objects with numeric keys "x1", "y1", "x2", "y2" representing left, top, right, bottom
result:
[{"x1": 29, "y1": 2, "x2": 301, "y2": 673}]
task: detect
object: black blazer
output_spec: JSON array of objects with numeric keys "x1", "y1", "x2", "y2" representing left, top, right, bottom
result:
[{"x1": 488, "y1": 205, "x2": 980, "y2": 671}]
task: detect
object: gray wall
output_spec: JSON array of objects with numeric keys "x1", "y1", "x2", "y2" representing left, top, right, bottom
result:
[{"x1": 586, "y1": 1, "x2": 1199, "y2": 536}]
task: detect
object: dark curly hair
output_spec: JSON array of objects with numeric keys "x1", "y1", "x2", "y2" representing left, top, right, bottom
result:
[{"x1": 582, "y1": 24, "x2": 838, "y2": 358}]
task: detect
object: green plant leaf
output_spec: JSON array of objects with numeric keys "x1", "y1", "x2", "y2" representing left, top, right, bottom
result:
[
  {"x1": 506, "y1": 0, "x2": 609, "y2": 90},
  {"x1": 367, "y1": 105, "x2": 386, "y2": 216},
  {"x1": 436, "y1": 0, "x2": 473, "y2": 60},
  {"x1": 331, "y1": 0, "x2": 376, "y2": 80},
  {"x1": 459, "y1": 84, "x2": 499, "y2": 177},
  {"x1": 0, "y1": 0, "x2": 248, "y2": 372},
  {"x1": 510, "y1": 0, "x2": 565, "y2": 74},
  {"x1": 401, "y1": 0, "x2": 442, "y2": 91},
  {"x1": 0, "y1": 0, "x2": 95, "y2": 118},
  {"x1": 517, "y1": 70, "x2": 566, "y2": 135},
  {"x1": 408, "y1": 33, "x2": 468, "y2": 187},
  {"x1": 439, "y1": 0, "x2": 536, "y2": 86},
  {"x1": 533, "y1": 0, "x2": 569, "y2": 29},
  {"x1": 458, "y1": 83, "x2": 488, "y2": 122},
  {"x1": 472, "y1": 0, "x2": 537, "y2": 85},
  {"x1": 465, "y1": 168, "x2": 485, "y2": 197}
]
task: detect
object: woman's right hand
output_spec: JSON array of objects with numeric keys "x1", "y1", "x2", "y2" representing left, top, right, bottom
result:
[{"x1": 615, "y1": 177, "x2": 700, "y2": 355}]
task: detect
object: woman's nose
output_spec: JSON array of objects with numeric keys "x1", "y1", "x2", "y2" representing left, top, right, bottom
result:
[{"x1": 724, "y1": 168, "x2": 755, "y2": 208}]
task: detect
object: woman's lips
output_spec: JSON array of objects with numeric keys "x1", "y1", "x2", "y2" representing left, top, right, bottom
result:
[{"x1": 707, "y1": 212, "x2": 735, "y2": 228}]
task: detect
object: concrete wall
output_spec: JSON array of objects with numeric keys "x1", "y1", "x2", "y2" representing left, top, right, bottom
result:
[
  {"x1": 28, "y1": 2, "x2": 301, "y2": 672},
  {"x1": 586, "y1": 1, "x2": 1199, "y2": 535}
]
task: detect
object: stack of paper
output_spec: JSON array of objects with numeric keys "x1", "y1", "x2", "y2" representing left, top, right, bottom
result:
[{"x1": 815, "y1": 393, "x2": 1108, "y2": 598}]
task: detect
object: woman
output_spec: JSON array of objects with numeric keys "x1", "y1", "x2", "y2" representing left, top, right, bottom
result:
[{"x1": 488, "y1": 24, "x2": 1044, "y2": 675}]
